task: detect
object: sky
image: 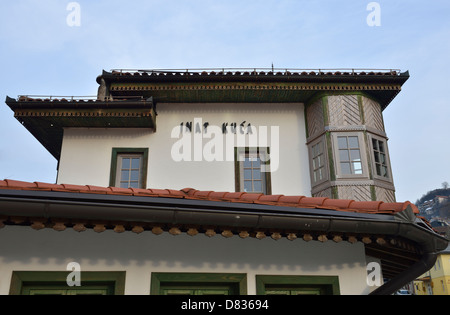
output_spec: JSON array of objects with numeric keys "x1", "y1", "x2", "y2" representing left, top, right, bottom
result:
[{"x1": 0, "y1": 0, "x2": 449, "y2": 203}]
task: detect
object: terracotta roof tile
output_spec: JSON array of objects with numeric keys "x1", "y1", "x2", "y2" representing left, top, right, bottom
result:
[
  {"x1": 223, "y1": 192, "x2": 246, "y2": 201},
  {"x1": 86, "y1": 185, "x2": 111, "y2": 194},
  {"x1": 193, "y1": 191, "x2": 214, "y2": 198},
  {"x1": 350, "y1": 201, "x2": 383, "y2": 211},
  {"x1": 278, "y1": 196, "x2": 304, "y2": 205},
  {"x1": 298, "y1": 197, "x2": 328, "y2": 207},
  {"x1": 323, "y1": 199, "x2": 354, "y2": 210},
  {"x1": 129, "y1": 188, "x2": 156, "y2": 196},
  {"x1": 257, "y1": 195, "x2": 283, "y2": 203},
  {"x1": 165, "y1": 189, "x2": 186, "y2": 198},
  {"x1": 4, "y1": 179, "x2": 37, "y2": 189},
  {"x1": 181, "y1": 188, "x2": 198, "y2": 196},
  {"x1": 108, "y1": 187, "x2": 134, "y2": 195},
  {"x1": 0, "y1": 179, "x2": 421, "y2": 217},
  {"x1": 180, "y1": 188, "x2": 196, "y2": 195},
  {"x1": 149, "y1": 189, "x2": 172, "y2": 197},
  {"x1": 378, "y1": 202, "x2": 407, "y2": 213},
  {"x1": 35, "y1": 182, "x2": 64, "y2": 191},
  {"x1": 60, "y1": 184, "x2": 90, "y2": 192},
  {"x1": 241, "y1": 193, "x2": 263, "y2": 202},
  {"x1": 208, "y1": 192, "x2": 228, "y2": 200}
]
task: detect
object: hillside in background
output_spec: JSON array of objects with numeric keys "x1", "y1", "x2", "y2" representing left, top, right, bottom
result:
[{"x1": 415, "y1": 183, "x2": 450, "y2": 236}]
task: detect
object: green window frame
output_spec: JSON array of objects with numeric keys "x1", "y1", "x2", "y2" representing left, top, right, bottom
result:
[
  {"x1": 9, "y1": 271, "x2": 126, "y2": 295},
  {"x1": 150, "y1": 273, "x2": 247, "y2": 295},
  {"x1": 235, "y1": 147, "x2": 272, "y2": 195},
  {"x1": 109, "y1": 148, "x2": 149, "y2": 189},
  {"x1": 256, "y1": 275, "x2": 340, "y2": 296}
]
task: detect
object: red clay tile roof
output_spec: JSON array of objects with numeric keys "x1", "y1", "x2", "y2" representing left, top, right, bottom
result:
[{"x1": 0, "y1": 179, "x2": 419, "y2": 215}]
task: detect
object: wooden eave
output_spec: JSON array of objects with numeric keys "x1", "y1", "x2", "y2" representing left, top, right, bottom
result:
[
  {"x1": 5, "y1": 97, "x2": 156, "y2": 160},
  {"x1": 100, "y1": 70, "x2": 409, "y2": 110}
]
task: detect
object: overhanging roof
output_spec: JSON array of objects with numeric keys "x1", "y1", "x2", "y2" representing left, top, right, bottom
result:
[
  {"x1": 99, "y1": 68, "x2": 410, "y2": 110},
  {"x1": 0, "y1": 179, "x2": 448, "y2": 282},
  {"x1": 5, "y1": 96, "x2": 156, "y2": 160}
]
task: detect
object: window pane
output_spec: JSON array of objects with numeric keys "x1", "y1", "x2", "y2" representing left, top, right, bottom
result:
[
  {"x1": 372, "y1": 139, "x2": 378, "y2": 150},
  {"x1": 350, "y1": 149, "x2": 361, "y2": 162},
  {"x1": 312, "y1": 144, "x2": 318, "y2": 157},
  {"x1": 253, "y1": 181, "x2": 262, "y2": 192},
  {"x1": 253, "y1": 158, "x2": 261, "y2": 168},
  {"x1": 130, "y1": 170, "x2": 140, "y2": 181},
  {"x1": 121, "y1": 170, "x2": 129, "y2": 181},
  {"x1": 375, "y1": 164, "x2": 381, "y2": 176},
  {"x1": 317, "y1": 155, "x2": 323, "y2": 167},
  {"x1": 338, "y1": 137, "x2": 348, "y2": 149},
  {"x1": 243, "y1": 158, "x2": 251, "y2": 168},
  {"x1": 379, "y1": 141, "x2": 385, "y2": 153},
  {"x1": 253, "y1": 168, "x2": 261, "y2": 180},
  {"x1": 131, "y1": 158, "x2": 141, "y2": 169},
  {"x1": 129, "y1": 182, "x2": 139, "y2": 189},
  {"x1": 315, "y1": 169, "x2": 323, "y2": 181},
  {"x1": 244, "y1": 181, "x2": 252, "y2": 192},
  {"x1": 381, "y1": 166, "x2": 388, "y2": 177},
  {"x1": 374, "y1": 152, "x2": 380, "y2": 163},
  {"x1": 122, "y1": 158, "x2": 130, "y2": 168},
  {"x1": 244, "y1": 169, "x2": 252, "y2": 180},
  {"x1": 341, "y1": 162, "x2": 351, "y2": 174},
  {"x1": 317, "y1": 142, "x2": 323, "y2": 155},
  {"x1": 120, "y1": 182, "x2": 129, "y2": 189},
  {"x1": 353, "y1": 162, "x2": 363, "y2": 174},
  {"x1": 339, "y1": 150, "x2": 349, "y2": 162},
  {"x1": 348, "y1": 137, "x2": 359, "y2": 149}
]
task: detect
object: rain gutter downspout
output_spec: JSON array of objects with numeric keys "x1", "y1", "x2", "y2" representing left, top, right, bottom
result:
[
  {"x1": 369, "y1": 253, "x2": 437, "y2": 295},
  {"x1": 369, "y1": 207, "x2": 449, "y2": 295}
]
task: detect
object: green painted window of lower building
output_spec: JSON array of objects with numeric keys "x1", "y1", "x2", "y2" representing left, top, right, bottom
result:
[
  {"x1": 151, "y1": 273, "x2": 247, "y2": 295},
  {"x1": 25, "y1": 287, "x2": 110, "y2": 296},
  {"x1": 256, "y1": 275, "x2": 340, "y2": 296},
  {"x1": 9, "y1": 271, "x2": 126, "y2": 296}
]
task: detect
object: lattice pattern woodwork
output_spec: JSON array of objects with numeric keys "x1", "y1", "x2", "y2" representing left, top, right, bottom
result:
[
  {"x1": 328, "y1": 95, "x2": 361, "y2": 126},
  {"x1": 337, "y1": 185, "x2": 371, "y2": 201},
  {"x1": 307, "y1": 99, "x2": 325, "y2": 138},
  {"x1": 363, "y1": 97, "x2": 385, "y2": 132},
  {"x1": 375, "y1": 186, "x2": 396, "y2": 203}
]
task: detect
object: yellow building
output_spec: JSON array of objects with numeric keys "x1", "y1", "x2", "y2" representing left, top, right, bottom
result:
[{"x1": 415, "y1": 245, "x2": 450, "y2": 295}]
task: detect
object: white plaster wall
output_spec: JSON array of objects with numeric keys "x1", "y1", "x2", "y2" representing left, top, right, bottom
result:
[
  {"x1": 0, "y1": 226, "x2": 373, "y2": 295},
  {"x1": 57, "y1": 103, "x2": 311, "y2": 196}
]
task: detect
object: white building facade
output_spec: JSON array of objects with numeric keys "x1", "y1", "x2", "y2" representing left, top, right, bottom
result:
[{"x1": 2, "y1": 69, "x2": 446, "y2": 296}]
